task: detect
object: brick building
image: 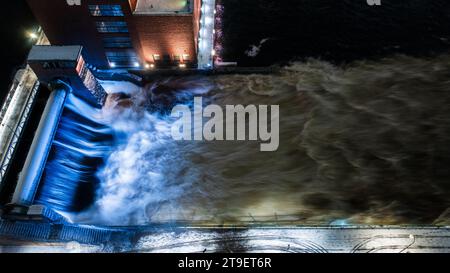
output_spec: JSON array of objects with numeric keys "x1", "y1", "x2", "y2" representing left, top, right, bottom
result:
[{"x1": 26, "y1": 0, "x2": 202, "y2": 69}]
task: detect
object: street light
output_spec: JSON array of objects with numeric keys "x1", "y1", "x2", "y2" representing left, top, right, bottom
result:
[{"x1": 27, "y1": 32, "x2": 38, "y2": 40}]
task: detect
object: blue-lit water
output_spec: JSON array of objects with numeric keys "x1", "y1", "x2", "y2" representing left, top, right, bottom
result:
[{"x1": 34, "y1": 94, "x2": 113, "y2": 212}]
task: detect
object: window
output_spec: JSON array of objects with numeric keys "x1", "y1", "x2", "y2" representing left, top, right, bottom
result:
[
  {"x1": 182, "y1": 54, "x2": 191, "y2": 61},
  {"x1": 89, "y1": 5, "x2": 124, "y2": 17},
  {"x1": 153, "y1": 54, "x2": 161, "y2": 61},
  {"x1": 173, "y1": 55, "x2": 181, "y2": 62},
  {"x1": 96, "y1": 21, "x2": 129, "y2": 33},
  {"x1": 106, "y1": 51, "x2": 139, "y2": 67},
  {"x1": 103, "y1": 37, "x2": 132, "y2": 48}
]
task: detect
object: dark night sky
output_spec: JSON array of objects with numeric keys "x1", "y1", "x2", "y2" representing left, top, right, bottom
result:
[{"x1": 0, "y1": 1, "x2": 36, "y2": 103}]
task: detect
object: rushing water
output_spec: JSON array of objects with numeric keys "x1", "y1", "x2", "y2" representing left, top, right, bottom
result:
[
  {"x1": 55, "y1": 54, "x2": 449, "y2": 226},
  {"x1": 35, "y1": 94, "x2": 113, "y2": 212}
]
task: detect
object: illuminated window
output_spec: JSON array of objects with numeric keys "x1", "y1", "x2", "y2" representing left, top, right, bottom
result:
[
  {"x1": 89, "y1": 5, "x2": 124, "y2": 17},
  {"x1": 153, "y1": 54, "x2": 161, "y2": 61},
  {"x1": 96, "y1": 21, "x2": 129, "y2": 33},
  {"x1": 106, "y1": 51, "x2": 139, "y2": 67},
  {"x1": 103, "y1": 37, "x2": 132, "y2": 48},
  {"x1": 182, "y1": 54, "x2": 191, "y2": 61},
  {"x1": 173, "y1": 55, "x2": 181, "y2": 62}
]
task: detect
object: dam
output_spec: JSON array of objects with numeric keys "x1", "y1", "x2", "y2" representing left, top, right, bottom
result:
[
  {"x1": 1, "y1": 45, "x2": 109, "y2": 214},
  {"x1": 0, "y1": 0, "x2": 218, "y2": 221},
  {"x1": 2, "y1": 0, "x2": 450, "y2": 253},
  {"x1": 1, "y1": 43, "x2": 450, "y2": 253}
]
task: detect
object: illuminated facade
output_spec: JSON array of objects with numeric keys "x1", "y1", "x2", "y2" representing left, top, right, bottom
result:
[{"x1": 26, "y1": 0, "x2": 201, "y2": 68}]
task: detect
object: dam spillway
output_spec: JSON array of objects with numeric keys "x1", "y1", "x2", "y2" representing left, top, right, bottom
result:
[
  {"x1": 1, "y1": 45, "x2": 110, "y2": 216},
  {"x1": 33, "y1": 92, "x2": 113, "y2": 212},
  {"x1": 11, "y1": 87, "x2": 68, "y2": 207}
]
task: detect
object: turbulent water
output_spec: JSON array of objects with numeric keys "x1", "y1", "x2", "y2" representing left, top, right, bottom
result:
[
  {"x1": 35, "y1": 94, "x2": 113, "y2": 212},
  {"x1": 67, "y1": 54, "x2": 450, "y2": 226}
]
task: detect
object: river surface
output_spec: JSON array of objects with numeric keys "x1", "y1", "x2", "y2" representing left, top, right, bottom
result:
[{"x1": 58, "y1": 55, "x2": 450, "y2": 226}]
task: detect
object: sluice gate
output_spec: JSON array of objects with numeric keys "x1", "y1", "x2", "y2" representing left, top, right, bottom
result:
[{"x1": 2, "y1": 45, "x2": 108, "y2": 219}]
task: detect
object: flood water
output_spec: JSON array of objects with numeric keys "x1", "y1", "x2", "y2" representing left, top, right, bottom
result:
[
  {"x1": 59, "y1": 54, "x2": 450, "y2": 226},
  {"x1": 2, "y1": 0, "x2": 449, "y2": 228}
]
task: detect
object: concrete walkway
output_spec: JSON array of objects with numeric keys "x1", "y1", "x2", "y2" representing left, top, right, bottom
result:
[
  {"x1": 2, "y1": 226, "x2": 450, "y2": 253},
  {"x1": 129, "y1": 227, "x2": 450, "y2": 253}
]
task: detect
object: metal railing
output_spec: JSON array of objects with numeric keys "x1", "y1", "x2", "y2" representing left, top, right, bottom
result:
[
  {"x1": 0, "y1": 80, "x2": 20, "y2": 126},
  {"x1": 0, "y1": 29, "x2": 48, "y2": 185},
  {"x1": 0, "y1": 80, "x2": 40, "y2": 183}
]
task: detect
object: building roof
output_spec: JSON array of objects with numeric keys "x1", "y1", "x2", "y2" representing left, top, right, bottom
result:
[
  {"x1": 28, "y1": 46, "x2": 82, "y2": 62},
  {"x1": 134, "y1": 0, "x2": 191, "y2": 14}
]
